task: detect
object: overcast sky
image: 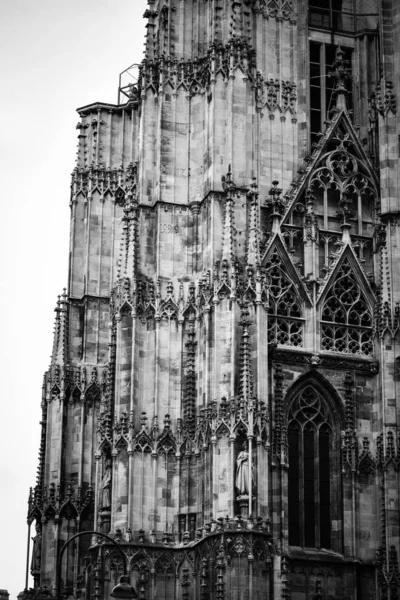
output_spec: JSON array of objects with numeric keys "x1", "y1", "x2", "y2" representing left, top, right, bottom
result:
[{"x1": 0, "y1": 0, "x2": 147, "y2": 595}]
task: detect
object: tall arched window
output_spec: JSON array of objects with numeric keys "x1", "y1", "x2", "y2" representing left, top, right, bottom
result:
[{"x1": 288, "y1": 385, "x2": 335, "y2": 549}]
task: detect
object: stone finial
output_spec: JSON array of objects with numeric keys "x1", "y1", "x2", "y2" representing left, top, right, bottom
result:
[
  {"x1": 337, "y1": 190, "x2": 354, "y2": 243},
  {"x1": 184, "y1": 319, "x2": 196, "y2": 436},
  {"x1": 304, "y1": 188, "x2": 319, "y2": 243},
  {"x1": 50, "y1": 289, "x2": 69, "y2": 369},
  {"x1": 266, "y1": 180, "x2": 284, "y2": 234},
  {"x1": 238, "y1": 304, "x2": 254, "y2": 403},
  {"x1": 330, "y1": 46, "x2": 351, "y2": 113},
  {"x1": 247, "y1": 178, "x2": 260, "y2": 265},
  {"x1": 221, "y1": 166, "x2": 237, "y2": 263}
]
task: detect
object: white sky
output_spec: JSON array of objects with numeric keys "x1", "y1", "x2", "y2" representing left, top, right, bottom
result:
[{"x1": 0, "y1": 0, "x2": 147, "y2": 595}]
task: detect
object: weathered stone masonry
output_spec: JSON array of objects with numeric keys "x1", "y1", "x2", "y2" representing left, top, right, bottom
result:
[{"x1": 23, "y1": 1, "x2": 400, "y2": 599}]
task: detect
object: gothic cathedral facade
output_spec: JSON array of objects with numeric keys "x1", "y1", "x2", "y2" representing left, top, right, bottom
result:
[{"x1": 25, "y1": 1, "x2": 400, "y2": 599}]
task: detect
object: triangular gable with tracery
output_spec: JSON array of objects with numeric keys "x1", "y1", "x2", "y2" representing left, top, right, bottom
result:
[
  {"x1": 317, "y1": 245, "x2": 376, "y2": 357},
  {"x1": 268, "y1": 108, "x2": 380, "y2": 287},
  {"x1": 262, "y1": 235, "x2": 311, "y2": 348},
  {"x1": 262, "y1": 234, "x2": 311, "y2": 305},
  {"x1": 317, "y1": 243, "x2": 375, "y2": 305},
  {"x1": 281, "y1": 109, "x2": 379, "y2": 225}
]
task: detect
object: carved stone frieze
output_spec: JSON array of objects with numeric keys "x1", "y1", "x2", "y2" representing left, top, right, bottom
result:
[
  {"x1": 70, "y1": 162, "x2": 137, "y2": 205},
  {"x1": 255, "y1": 74, "x2": 297, "y2": 114},
  {"x1": 270, "y1": 348, "x2": 379, "y2": 374},
  {"x1": 97, "y1": 396, "x2": 269, "y2": 459},
  {"x1": 85, "y1": 527, "x2": 274, "y2": 588},
  {"x1": 139, "y1": 39, "x2": 256, "y2": 96},
  {"x1": 28, "y1": 483, "x2": 94, "y2": 522},
  {"x1": 244, "y1": 0, "x2": 295, "y2": 21}
]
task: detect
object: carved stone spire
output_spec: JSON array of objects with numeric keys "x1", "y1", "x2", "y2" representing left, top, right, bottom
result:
[
  {"x1": 221, "y1": 166, "x2": 237, "y2": 263},
  {"x1": 114, "y1": 194, "x2": 139, "y2": 310},
  {"x1": 303, "y1": 188, "x2": 319, "y2": 279},
  {"x1": 238, "y1": 305, "x2": 254, "y2": 403},
  {"x1": 142, "y1": 0, "x2": 263, "y2": 61},
  {"x1": 50, "y1": 289, "x2": 69, "y2": 368},
  {"x1": 247, "y1": 178, "x2": 260, "y2": 266},
  {"x1": 266, "y1": 180, "x2": 284, "y2": 234},
  {"x1": 303, "y1": 188, "x2": 319, "y2": 243},
  {"x1": 183, "y1": 318, "x2": 197, "y2": 436},
  {"x1": 338, "y1": 189, "x2": 353, "y2": 244},
  {"x1": 331, "y1": 46, "x2": 351, "y2": 113}
]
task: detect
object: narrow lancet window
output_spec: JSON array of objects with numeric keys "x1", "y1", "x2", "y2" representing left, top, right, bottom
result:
[{"x1": 288, "y1": 386, "x2": 334, "y2": 549}]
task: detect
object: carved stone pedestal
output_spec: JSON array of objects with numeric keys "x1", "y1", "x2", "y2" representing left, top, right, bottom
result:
[
  {"x1": 31, "y1": 571, "x2": 40, "y2": 590},
  {"x1": 99, "y1": 508, "x2": 111, "y2": 533},
  {"x1": 237, "y1": 495, "x2": 250, "y2": 518}
]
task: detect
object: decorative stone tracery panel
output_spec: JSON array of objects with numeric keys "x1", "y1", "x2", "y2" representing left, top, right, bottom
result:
[
  {"x1": 320, "y1": 258, "x2": 373, "y2": 356},
  {"x1": 265, "y1": 247, "x2": 304, "y2": 347}
]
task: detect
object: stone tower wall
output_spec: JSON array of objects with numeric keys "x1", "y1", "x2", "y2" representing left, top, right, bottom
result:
[{"x1": 24, "y1": 2, "x2": 400, "y2": 599}]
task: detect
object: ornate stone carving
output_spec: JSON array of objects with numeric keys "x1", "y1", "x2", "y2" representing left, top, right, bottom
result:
[
  {"x1": 70, "y1": 162, "x2": 137, "y2": 206},
  {"x1": 101, "y1": 457, "x2": 112, "y2": 508},
  {"x1": 376, "y1": 80, "x2": 397, "y2": 116},
  {"x1": 321, "y1": 258, "x2": 373, "y2": 356},
  {"x1": 30, "y1": 522, "x2": 42, "y2": 576},
  {"x1": 264, "y1": 247, "x2": 304, "y2": 348},
  {"x1": 235, "y1": 442, "x2": 252, "y2": 496}
]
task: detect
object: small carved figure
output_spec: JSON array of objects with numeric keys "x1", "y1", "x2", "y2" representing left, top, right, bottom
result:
[
  {"x1": 235, "y1": 442, "x2": 252, "y2": 496},
  {"x1": 126, "y1": 527, "x2": 132, "y2": 542},
  {"x1": 30, "y1": 522, "x2": 42, "y2": 573},
  {"x1": 101, "y1": 457, "x2": 112, "y2": 507},
  {"x1": 310, "y1": 354, "x2": 321, "y2": 367}
]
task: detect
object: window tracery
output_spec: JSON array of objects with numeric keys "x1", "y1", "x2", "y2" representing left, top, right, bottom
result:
[
  {"x1": 288, "y1": 385, "x2": 334, "y2": 549},
  {"x1": 310, "y1": 130, "x2": 376, "y2": 235},
  {"x1": 282, "y1": 124, "x2": 377, "y2": 278},
  {"x1": 321, "y1": 258, "x2": 373, "y2": 356},
  {"x1": 265, "y1": 248, "x2": 303, "y2": 347}
]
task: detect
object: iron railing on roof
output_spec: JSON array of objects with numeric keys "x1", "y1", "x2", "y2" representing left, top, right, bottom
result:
[{"x1": 118, "y1": 63, "x2": 140, "y2": 105}]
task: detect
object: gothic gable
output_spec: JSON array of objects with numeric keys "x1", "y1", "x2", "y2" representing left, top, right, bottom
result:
[
  {"x1": 317, "y1": 244, "x2": 375, "y2": 308},
  {"x1": 317, "y1": 247, "x2": 375, "y2": 357},
  {"x1": 262, "y1": 235, "x2": 311, "y2": 304},
  {"x1": 282, "y1": 109, "x2": 379, "y2": 226},
  {"x1": 262, "y1": 235, "x2": 311, "y2": 347},
  {"x1": 270, "y1": 110, "x2": 380, "y2": 282}
]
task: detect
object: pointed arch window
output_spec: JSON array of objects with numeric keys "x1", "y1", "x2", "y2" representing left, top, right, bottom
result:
[
  {"x1": 265, "y1": 248, "x2": 304, "y2": 347},
  {"x1": 321, "y1": 258, "x2": 373, "y2": 356},
  {"x1": 288, "y1": 386, "x2": 335, "y2": 549}
]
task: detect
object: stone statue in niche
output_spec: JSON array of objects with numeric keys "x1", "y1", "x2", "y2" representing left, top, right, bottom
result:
[
  {"x1": 101, "y1": 457, "x2": 112, "y2": 508},
  {"x1": 235, "y1": 441, "x2": 252, "y2": 496},
  {"x1": 30, "y1": 521, "x2": 42, "y2": 574}
]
